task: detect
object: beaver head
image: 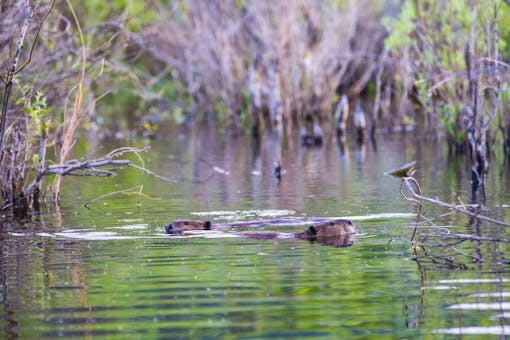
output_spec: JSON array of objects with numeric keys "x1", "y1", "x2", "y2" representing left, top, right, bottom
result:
[
  {"x1": 294, "y1": 219, "x2": 356, "y2": 247},
  {"x1": 165, "y1": 220, "x2": 212, "y2": 235},
  {"x1": 306, "y1": 219, "x2": 356, "y2": 238}
]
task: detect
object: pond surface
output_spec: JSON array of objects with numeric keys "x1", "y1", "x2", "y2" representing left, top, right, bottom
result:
[{"x1": 1, "y1": 125, "x2": 510, "y2": 338}]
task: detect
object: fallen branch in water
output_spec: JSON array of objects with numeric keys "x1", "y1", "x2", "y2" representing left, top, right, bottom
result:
[
  {"x1": 433, "y1": 233, "x2": 510, "y2": 243},
  {"x1": 397, "y1": 176, "x2": 510, "y2": 267},
  {"x1": 23, "y1": 146, "x2": 177, "y2": 197},
  {"x1": 401, "y1": 176, "x2": 510, "y2": 227}
]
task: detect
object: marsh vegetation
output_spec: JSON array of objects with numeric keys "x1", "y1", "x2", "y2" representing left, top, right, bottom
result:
[
  {"x1": 1, "y1": 1, "x2": 510, "y2": 217},
  {"x1": 1, "y1": 2, "x2": 510, "y2": 337}
]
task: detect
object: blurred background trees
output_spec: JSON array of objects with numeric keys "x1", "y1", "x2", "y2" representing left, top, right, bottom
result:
[{"x1": 1, "y1": 0, "x2": 509, "y2": 215}]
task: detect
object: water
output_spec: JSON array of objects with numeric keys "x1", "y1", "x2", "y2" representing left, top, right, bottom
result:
[{"x1": 1, "y1": 125, "x2": 510, "y2": 338}]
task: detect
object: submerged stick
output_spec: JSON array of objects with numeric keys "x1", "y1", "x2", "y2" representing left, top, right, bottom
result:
[{"x1": 83, "y1": 185, "x2": 161, "y2": 208}]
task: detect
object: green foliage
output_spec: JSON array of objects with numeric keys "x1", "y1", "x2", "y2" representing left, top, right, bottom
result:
[
  {"x1": 214, "y1": 99, "x2": 227, "y2": 127},
  {"x1": 383, "y1": 0, "x2": 507, "y2": 147},
  {"x1": 437, "y1": 104, "x2": 454, "y2": 137},
  {"x1": 239, "y1": 91, "x2": 251, "y2": 134},
  {"x1": 78, "y1": 0, "x2": 155, "y2": 31},
  {"x1": 19, "y1": 91, "x2": 51, "y2": 137},
  {"x1": 497, "y1": 2, "x2": 510, "y2": 59},
  {"x1": 172, "y1": 106, "x2": 186, "y2": 125},
  {"x1": 382, "y1": 2, "x2": 416, "y2": 50}
]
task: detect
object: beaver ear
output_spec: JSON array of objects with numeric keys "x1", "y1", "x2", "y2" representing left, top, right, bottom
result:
[
  {"x1": 307, "y1": 226, "x2": 317, "y2": 236},
  {"x1": 204, "y1": 221, "x2": 212, "y2": 230}
]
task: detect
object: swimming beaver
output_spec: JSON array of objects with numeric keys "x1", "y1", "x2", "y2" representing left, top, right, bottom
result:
[
  {"x1": 294, "y1": 219, "x2": 356, "y2": 239},
  {"x1": 237, "y1": 219, "x2": 356, "y2": 248},
  {"x1": 294, "y1": 219, "x2": 356, "y2": 247},
  {"x1": 165, "y1": 217, "x2": 345, "y2": 232},
  {"x1": 164, "y1": 218, "x2": 356, "y2": 247},
  {"x1": 165, "y1": 220, "x2": 212, "y2": 235}
]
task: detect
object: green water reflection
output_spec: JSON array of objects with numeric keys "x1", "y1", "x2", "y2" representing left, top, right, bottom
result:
[{"x1": 1, "y1": 127, "x2": 510, "y2": 338}]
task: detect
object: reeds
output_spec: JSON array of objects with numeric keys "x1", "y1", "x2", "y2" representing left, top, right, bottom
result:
[
  {"x1": 142, "y1": 0, "x2": 385, "y2": 131},
  {"x1": 1, "y1": 0, "x2": 509, "y2": 217}
]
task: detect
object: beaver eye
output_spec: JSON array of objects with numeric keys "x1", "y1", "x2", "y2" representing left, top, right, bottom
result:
[
  {"x1": 348, "y1": 221, "x2": 353, "y2": 225},
  {"x1": 184, "y1": 221, "x2": 189, "y2": 225},
  {"x1": 330, "y1": 221, "x2": 334, "y2": 226}
]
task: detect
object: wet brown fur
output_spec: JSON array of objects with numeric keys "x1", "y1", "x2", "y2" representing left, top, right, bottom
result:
[
  {"x1": 294, "y1": 219, "x2": 356, "y2": 239},
  {"x1": 165, "y1": 220, "x2": 212, "y2": 235},
  {"x1": 164, "y1": 218, "x2": 356, "y2": 247}
]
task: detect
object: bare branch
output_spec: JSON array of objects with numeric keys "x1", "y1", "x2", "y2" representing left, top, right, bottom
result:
[
  {"x1": 402, "y1": 177, "x2": 510, "y2": 227},
  {"x1": 23, "y1": 147, "x2": 177, "y2": 197},
  {"x1": 14, "y1": 0, "x2": 56, "y2": 74},
  {"x1": 400, "y1": 175, "x2": 424, "y2": 247},
  {"x1": 0, "y1": 1, "x2": 36, "y2": 157},
  {"x1": 434, "y1": 233, "x2": 510, "y2": 243}
]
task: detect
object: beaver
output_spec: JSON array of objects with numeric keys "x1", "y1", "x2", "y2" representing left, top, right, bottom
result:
[
  {"x1": 164, "y1": 218, "x2": 356, "y2": 247},
  {"x1": 294, "y1": 219, "x2": 355, "y2": 239},
  {"x1": 164, "y1": 220, "x2": 212, "y2": 235},
  {"x1": 165, "y1": 217, "x2": 336, "y2": 231},
  {"x1": 293, "y1": 219, "x2": 356, "y2": 247},
  {"x1": 237, "y1": 220, "x2": 356, "y2": 247}
]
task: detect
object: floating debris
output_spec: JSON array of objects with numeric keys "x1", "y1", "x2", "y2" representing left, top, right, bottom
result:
[
  {"x1": 385, "y1": 160, "x2": 416, "y2": 177},
  {"x1": 213, "y1": 166, "x2": 230, "y2": 175}
]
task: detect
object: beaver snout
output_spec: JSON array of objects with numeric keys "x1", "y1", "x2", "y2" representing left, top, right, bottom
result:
[
  {"x1": 164, "y1": 220, "x2": 212, "y2": 235},
  {"x1": 165, "y1": 223, "x2": 178, "y2": 234}
]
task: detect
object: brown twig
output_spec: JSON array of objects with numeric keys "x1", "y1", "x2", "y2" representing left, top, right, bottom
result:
[
  {"x1": 83, "y1": 185, "x2": 161, "y2": 209},
  {"x1": 400, "y1": 176, "x2": 424, "y2": 247},
  {"x1": 14, "y1": 0, "x2": 56, "y2": 75},
  {"x1": 0, "y1": 1, "x2": 36, "y2": 157},
  {"x1": 23, "y1": 147, "x2": 177, "y2": 197},
  {"x1": 434, "y1": 233, "x2": 510, "y2": 243},
  {"x1": 402, "y1": 177, "x2": 510, "y2": 227}
]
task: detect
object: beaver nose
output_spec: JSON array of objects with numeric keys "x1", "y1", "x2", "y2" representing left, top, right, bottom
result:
[{"x1": 164, "y1": 223, "x2": 174, "y2": 234}]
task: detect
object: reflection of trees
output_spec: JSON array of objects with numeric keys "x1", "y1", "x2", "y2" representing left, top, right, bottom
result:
[
  {"x1": 404, "y1": 245, "x2": 509, "y2": 336},
  {"x1": 1, "y1": 222, "x2": 40, "y2": 338},
  {"x1": 176, "y1": 126, "x2": 441, "y2": 215},
  {"x1": 0, "y1": 216, "x2": 89, "y2": 337},
  {"x1": 399, "y1": 172, "x2": 510, "y2": 336},
  {"x1": 1, "y1": 236, "x2": 19, "y2": 338}
]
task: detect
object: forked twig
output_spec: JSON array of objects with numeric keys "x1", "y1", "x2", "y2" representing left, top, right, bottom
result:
[
  {"x1": 401, "y1": 177, "x2": 510, "y2": 227},
  {"x1": 400, "y1": 176, "x2": 424, "y2": 247},
  {"x1": 24, "y1": 147, "x2": 177, "y2": 197}
]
